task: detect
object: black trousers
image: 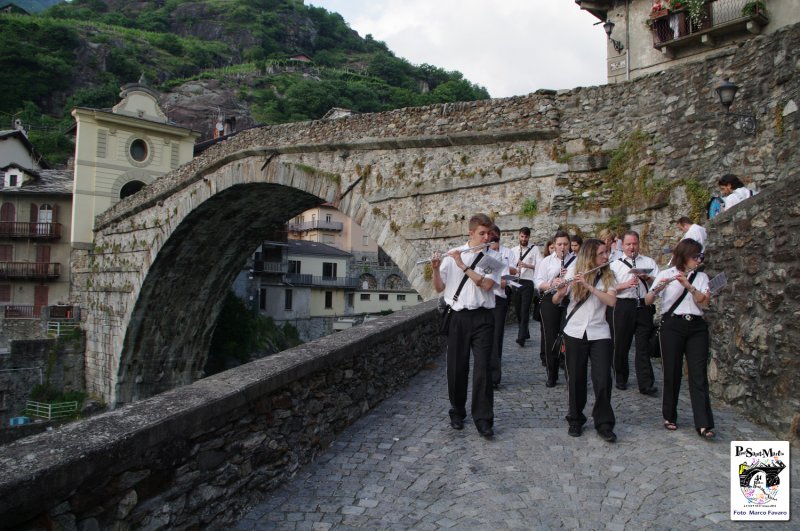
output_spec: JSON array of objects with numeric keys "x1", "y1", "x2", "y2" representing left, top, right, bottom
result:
[
  {"x1": 491, "y1": 295, "x2": 510, "y2": 386},
  {"x1": 446, "y1": 308, "x2": 494, "y2": 425},
  {"x1": 564, "y1": 334, "x2": 615, "y2": 431},
  {"x1": 660, "y1": 315, "x2": 714, "y2": 430},
  {"x1": 513, "y1": 279, "x2": 534, "y2": 341},
  {"x1": 539, "y1": 293, "x2": 565, "y2": 382},
  {"x1": 612, "y1": 299, "x2": 656, "y2": 390}
]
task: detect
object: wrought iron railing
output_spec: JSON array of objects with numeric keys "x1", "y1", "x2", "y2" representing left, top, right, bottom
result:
[
  {"x1": 287, "y1": 220, "x2": 344, "y2": 232},
  {"x1": 0, "y1": 262, "x2": 61, "y2": 279},
  {"x1": 650, "y1": 0, "x2": 768, "y2": 46},
  {"x1": 252, "y1": 260, "x2": 287, "y2": 274},
  {"x1": 284, "y1": 274, "x2": 360, "y2": 288},
  {"x1": 0, "y1": 222, "x2": 62, "y2": 239}
]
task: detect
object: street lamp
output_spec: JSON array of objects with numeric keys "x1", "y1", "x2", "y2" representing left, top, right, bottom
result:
[
  {"x1": 715, "y1": 79, "x2": 756, "y2": 135},
  {"x1": 603, "y1": 20, "x2": 625, "y2": 54}
]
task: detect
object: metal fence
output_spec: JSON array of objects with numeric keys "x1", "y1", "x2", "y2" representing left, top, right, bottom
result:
[{"x1": 24, "y1": 400, "x2": 78, "y2": 420}]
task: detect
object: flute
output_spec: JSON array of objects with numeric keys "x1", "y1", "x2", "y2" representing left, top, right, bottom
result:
[
  {"x1": 652, "y1": 266, "x2": 698, "y2": 292},
  {"x1": 544, "y1": 262, "x2": 610, "y2": 294},
  {"x1": 415, "y1": 243, "x2": 491, "y2": 265}
]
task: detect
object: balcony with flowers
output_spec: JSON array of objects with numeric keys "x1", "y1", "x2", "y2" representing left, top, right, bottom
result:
[{"x1": 648, "y1": 0, "x2": 769, "y2": 52}]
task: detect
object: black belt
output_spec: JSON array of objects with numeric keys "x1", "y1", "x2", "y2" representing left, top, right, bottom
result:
[
  {"x1": 618, "y1": 297, "x2": 646, "y2": 307},
  {"x1": 669, "y1": 313, "x2": 703, "y2": 321},
  {"x1": 455, "y1": 307, "x2": 491, "y2": 313}
]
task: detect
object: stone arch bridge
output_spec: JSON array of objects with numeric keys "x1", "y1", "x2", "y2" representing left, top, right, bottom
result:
[{"x1": 75, "y1": 24, "x2": 799, "y2": 407}]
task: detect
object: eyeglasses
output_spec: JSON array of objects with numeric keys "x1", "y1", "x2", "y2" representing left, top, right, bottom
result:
[{"x1": 692, "y1": 253, "x2": 705, "y2": 261}]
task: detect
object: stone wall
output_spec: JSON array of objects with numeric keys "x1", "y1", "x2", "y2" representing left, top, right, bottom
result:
[
  {"x1": 705, "y1": 180, "x2": 800, "y2": 439},
  {"x1": 0, "y1": 338, "x2": 85, "y2": 428},
  {"x1": 0, "y1": 302, "x2": 442, "y2": 530}
]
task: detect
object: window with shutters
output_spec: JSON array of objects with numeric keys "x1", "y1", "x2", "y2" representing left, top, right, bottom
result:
[{"x1": 0, "y1": 284, "x2": 10, "y2": 302}]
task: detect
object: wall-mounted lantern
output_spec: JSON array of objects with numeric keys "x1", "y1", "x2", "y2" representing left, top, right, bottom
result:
[
  {"x1": 715, "y1": 79, "x2": 756, "y2": 135},
  {"x1": 603, "y1": 19, "x2": 625, "y2": 54}
]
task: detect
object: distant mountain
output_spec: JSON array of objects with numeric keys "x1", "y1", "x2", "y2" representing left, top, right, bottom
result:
[
  {"x1": 1, "y1": 0, "x2": 489, "y2": 166},
  {"x1": 5, "y1": 0, "x2": 64, "y2": 13}
]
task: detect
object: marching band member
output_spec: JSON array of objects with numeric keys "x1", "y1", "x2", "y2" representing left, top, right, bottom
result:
[
  {"x1": 645, "y1": 238, "x2": 715, "y2": 440},
  {"x1": 534, "y1": 230, "x2": 574, "y2": 387},
  {"x1": 431, "y1": 213, "x2": 501, "y2": 438},
  {"x1": 489, "y1": 225, "x2": 517, "y2": 389},
  {"x1": 511, "y1": 227, "x2": 541, "y2": 347},
  {"x1": 610, "y1": 231, "x2": 660, "y2": 394},
  {"x1": 552, "y1": 238, "x2": 618, "y2": 442}
]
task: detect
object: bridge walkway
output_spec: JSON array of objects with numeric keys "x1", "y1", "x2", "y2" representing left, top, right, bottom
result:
[{"x1": 236, "y1": 323, "x2": 798, "y2": 530}]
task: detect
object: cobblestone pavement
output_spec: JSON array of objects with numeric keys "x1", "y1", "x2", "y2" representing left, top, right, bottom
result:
[{"x1": 236, "y1": 323, "x2": 798, "y2": 530}]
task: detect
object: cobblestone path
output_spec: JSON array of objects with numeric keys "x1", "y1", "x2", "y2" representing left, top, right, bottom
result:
[{"x1": 236, "y1": 323, "x2": 798, "y2": 530}]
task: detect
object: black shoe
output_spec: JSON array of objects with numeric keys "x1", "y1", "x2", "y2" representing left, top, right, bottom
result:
[
  {"x1": 546, "y1": 378, "x2": 556, "y2": 388},
  {"x1": 450, "y1": 417, "x2": 464, "y2": 430},
  {"x1": 476, "y1": 420, "x2": 494, "y2": 438},
  {"x1": 615, "y1": 382, "x2": 627, "y2": 390},
  {"x1": 568, "y1": 425, "x2": 582, "y2": 437},
  {"x1": 515, "y1": 338, "x2": 525, "y2": 347},
  {"x1": 640, "y1": 386, "x2": 658, "y2": 396},
  {"x1": 598, "y1": 428, "x2": 617, "y2": 443}
]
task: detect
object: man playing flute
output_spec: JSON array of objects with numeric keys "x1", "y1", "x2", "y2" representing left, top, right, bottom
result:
[{"x1": 430, "y1": 213, "x2": 501, "y2": 438}]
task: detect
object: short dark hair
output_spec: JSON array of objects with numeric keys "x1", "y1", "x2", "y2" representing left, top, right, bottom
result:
[
  {"x1": 519, "y1": 226, "x2": 531, "y2": 236},
  {"x1": 490, "y1": 224, "x2": 501, "y2": 242},
  {"x1": 676, "y1": 216, "x2": 693, "y2": 226},
  {"x1": 672, "y1": 238, "x2": 702, "y2": 271},
  {"x1": 718, "y1": 173, "x2": 745, "y2": 189},
  {"x1": 553, "y1": 229, "x2": 570, "y2": 242},
  {"x1": 570, "y1": 234, "x2": 583, "y2": 245}
]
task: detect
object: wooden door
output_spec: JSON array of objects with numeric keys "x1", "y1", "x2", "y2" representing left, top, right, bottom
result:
[{"x1": 34, "y1": 285, "x2": 48, "y2": 317}]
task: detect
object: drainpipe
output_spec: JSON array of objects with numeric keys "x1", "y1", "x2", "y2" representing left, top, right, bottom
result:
[{"x1": 626, "y1": 0, "x2": 631, "y2": 81}]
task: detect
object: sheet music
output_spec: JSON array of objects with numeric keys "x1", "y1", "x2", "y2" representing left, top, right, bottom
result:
[
  {"x1": 477, "y1": 253, "x2": 504, "y2": 275},
  {"x1": 501, "y1": 275, "x2": 522, "y2": 288},
  {"x1": 709, "y1": 272, "x2": 728, "y2": 295}
]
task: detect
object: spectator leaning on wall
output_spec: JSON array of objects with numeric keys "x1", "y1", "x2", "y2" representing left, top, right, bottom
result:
[{"x1": 718, "y1": 174, "x2": 757, "y2": 212}]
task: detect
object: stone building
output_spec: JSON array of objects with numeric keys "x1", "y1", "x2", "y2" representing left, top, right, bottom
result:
[
  {"x1": 288, "y1": 203, "x2": 418, "y2": 316},
  {"x1": 578, "y1": 0, "x2": 800, "y2": 84}
]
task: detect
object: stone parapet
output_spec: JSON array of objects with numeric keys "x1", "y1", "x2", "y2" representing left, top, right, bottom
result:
[
  {"x1": 705, "y1": 179, "x2": 800, "y2": 439},
  {"x1": 0, "y1": 301, "x2": 441, "y2": 530}
]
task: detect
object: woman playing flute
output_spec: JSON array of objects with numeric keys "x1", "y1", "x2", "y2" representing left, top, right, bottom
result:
[
  {"x1": 552, "y1": 238, "x2": 618, "y2": 443},
  {"x1": 644, "y1": 238, "x2": 715, "y2": 439}
]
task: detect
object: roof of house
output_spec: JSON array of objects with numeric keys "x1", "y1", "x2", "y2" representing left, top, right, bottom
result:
[
  {"x1": 287, "y1": 239, "x2": 351, "y2": 258},
  {"x1": 0, "y1": 130, "x2": 51, "y2": 169},
  {"x1": 0, "y1": 164, "x2": 73, "y2": 195}
]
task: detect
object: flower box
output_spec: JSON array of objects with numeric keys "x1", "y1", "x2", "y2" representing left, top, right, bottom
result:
[{"x1": 650, "y1": 8, "x2": 669, "y2": 18}]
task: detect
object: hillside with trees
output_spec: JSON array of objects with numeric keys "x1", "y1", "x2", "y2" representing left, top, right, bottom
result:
[{"x1": 1, "y1": 0, "x2": 490, "y2": 166}]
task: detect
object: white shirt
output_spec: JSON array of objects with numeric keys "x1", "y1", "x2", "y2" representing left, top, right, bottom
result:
[
  {"x1": 491, "y1": 246, "x2": 514, "y2": 298},
  {"x1": 439, "y1": 244, "x2": 501, "y2": 311},
  {"x1": 610, "y1": 254, "x2": 660, "y2": 300},
  {"x1": 534, "y1": 252, "x2": 575, "y2": 291},
  {"x1": 511, "y1": 244, "x2": 541, "y2": 281},
  {"x1": 608, "y1": 248, "x2": 624, "y2": 262},
  {"x1": 562, "y1": 264, "x2": 616, "y2": 340},
  {"x1": 650, "y1": 267, "x2": 710, "y2": 316},
  {"x1": 723, "y1": 187, "x2": 754, "y2": 211},
  {"x1": 682, "y1": 223, "x2": 707, "y2": 251}
]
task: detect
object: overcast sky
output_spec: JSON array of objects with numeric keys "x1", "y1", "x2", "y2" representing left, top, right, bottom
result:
[{"x1": 308, "y1": 0, "x2": 609, "y2": 98}]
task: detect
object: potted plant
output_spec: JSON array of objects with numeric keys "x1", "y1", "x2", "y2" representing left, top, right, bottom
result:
[
  {"x1": 684, "y1": 0, "x2": 709, "y2": 30},
  {"x1": 742, "y1": 1, "x2": 766, "y2": 17}
]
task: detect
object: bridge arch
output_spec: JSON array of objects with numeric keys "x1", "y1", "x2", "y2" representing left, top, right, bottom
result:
[{"x1": 78, "y1": 149, "x2": 429, "y2": 406}]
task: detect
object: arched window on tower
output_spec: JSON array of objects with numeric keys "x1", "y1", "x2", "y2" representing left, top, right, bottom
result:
[{"x1": 120, "y1": 180, "x2": 146, "y2": 200}]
